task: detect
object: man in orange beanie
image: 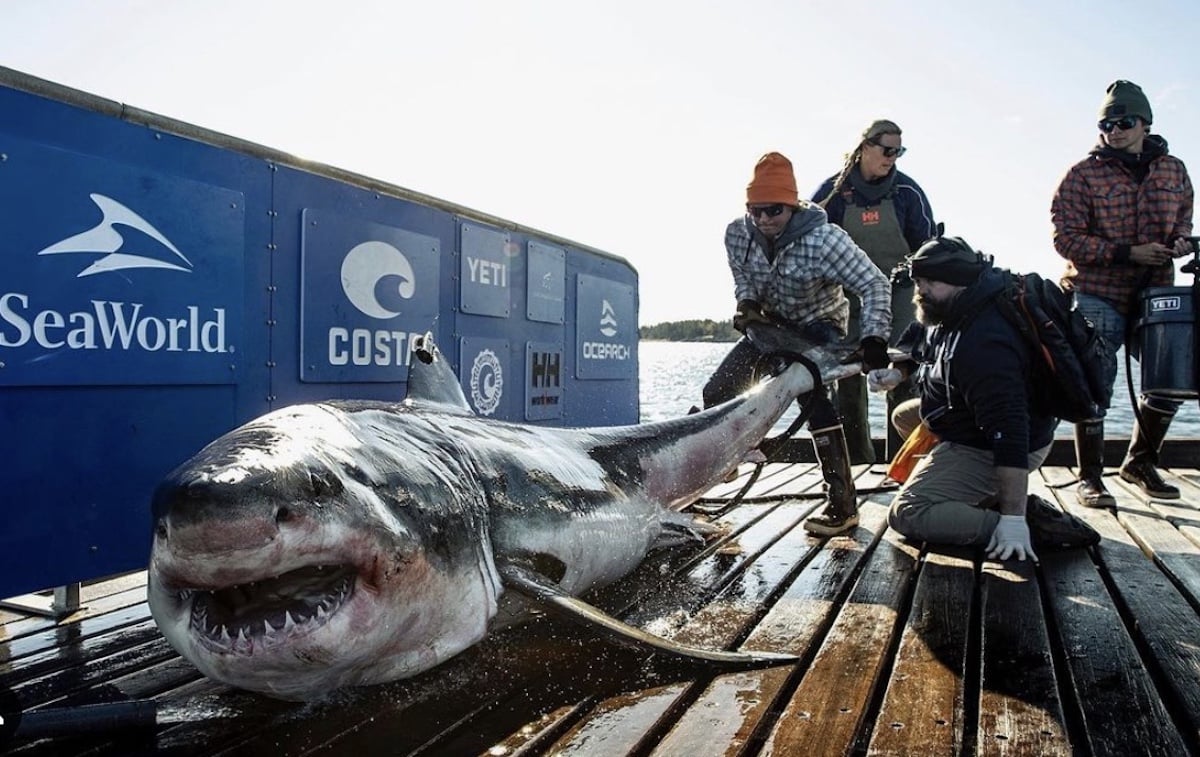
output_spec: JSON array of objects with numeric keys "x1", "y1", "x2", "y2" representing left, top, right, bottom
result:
[{"x1": 702, "y1": 151, "x2": 892, "y2": 536}]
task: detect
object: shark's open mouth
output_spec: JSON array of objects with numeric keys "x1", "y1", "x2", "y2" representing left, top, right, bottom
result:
[{"x1": 186, "y1": 564, "x2": 356, "y2": 650}]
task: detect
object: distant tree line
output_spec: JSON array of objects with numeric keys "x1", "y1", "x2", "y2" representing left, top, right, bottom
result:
[{"x1": 639, "y1": 318, "x2": 740, "y2": 342}]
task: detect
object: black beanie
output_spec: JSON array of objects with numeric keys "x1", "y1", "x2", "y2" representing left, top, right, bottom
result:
[
  {"x1": 1099, "y1": 80, "x2": 1153, "y2": 124},
  {"x1": 909, "y1": 237, "x2": 984, "y2": 286}
]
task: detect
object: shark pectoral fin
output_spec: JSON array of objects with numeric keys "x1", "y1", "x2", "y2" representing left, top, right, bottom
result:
[
  {"x1": 496, "y1": 561, "x2": 797, "y2": 668},
  {"x1": 653, "y1": 510, "x2": 721, "y2": 550}
]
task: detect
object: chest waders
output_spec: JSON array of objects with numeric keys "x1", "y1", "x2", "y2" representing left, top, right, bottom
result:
[{"x1": 839, "y1": 195, "x2": 915, "y2": 462}]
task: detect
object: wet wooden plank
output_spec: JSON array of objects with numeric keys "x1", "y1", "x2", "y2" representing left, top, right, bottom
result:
[
  {"x1": 1106, "y1": 482, "x2": 1200, "y2": 610},
  {"x1": 0, "y1": 573, "x2": 147, "y2": 629},
  {"x1": 759, "y1": 521, "x2": 919, "y2": 754},
  {"x1": 597, "y1": 501, "x2": 791, "y2": 614},
  {"x1": 700, "y1": 461, "x2": 821, "y2": 504},
  {"x1": 0, "y1": 587, "x2": 148, "y2": 656},
  {"x1": 977, "y1": 559, "x2": 1069, "y2": 755},
  {"x1": 10, "y1": 636, "x2": 179, "y2": 706},
  {"x1": 1039, "y1": 545, "x2": 1188, "y2": 756},
  {"x1": 537, "y1": 498, "x2": 832, "y2": 755},
  {"x1": 0, "y1": 610, "x2": 158, "y2": 682},
  {"x1": 1037, "y1": 466, "x2": 1192, "y2": 756},
  {"x1": 470, "y1": 494, "x2": 840, "y2": 756},
  {"x1": 868, "y1": 548, "x2": 972, "y2": 756},
  {"x1": 0, "y1": 619, "x2": 164, "y2": 700},
  {"x1": 650, "y1": 493, "x2": 896, "y2": 756}
]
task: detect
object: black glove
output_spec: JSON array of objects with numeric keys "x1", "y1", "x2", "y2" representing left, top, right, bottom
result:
[
  {"x1": 732, "y1": 299, "x2": 765, "y2": 332},
  {"x1": 859, "y1": 336, "x2": 890, "y2": 373}
]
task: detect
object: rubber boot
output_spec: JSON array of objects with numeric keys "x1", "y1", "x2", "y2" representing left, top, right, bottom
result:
[
  {"x1": 803, "y1": 424, "x2": 859, "y2": 536},
  {"x1": 1119, "y1": 401, "x2": 1180, "y2": 499},
  {"x1": 835, "y1": 376, "x2": 876, "y2": 465},
  {"x1": 1074, "y1": 420, "x2": 1115, "y2": 508}
]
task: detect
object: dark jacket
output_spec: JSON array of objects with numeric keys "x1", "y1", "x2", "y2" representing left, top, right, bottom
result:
[{"x1": 905, "y1": 267, "x2": 1058, "y2": 468}]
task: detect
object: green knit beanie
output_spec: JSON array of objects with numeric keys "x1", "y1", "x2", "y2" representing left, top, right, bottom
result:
[{"x1": 1098, "y1": 80, "x2": 1153, "y2": 124}]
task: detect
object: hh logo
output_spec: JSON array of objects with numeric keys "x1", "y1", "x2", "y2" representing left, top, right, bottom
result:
[
  {"x1": 860, "y1": 209, "x2": 881, "y2": 226},
  {"x1": 530, "y1": 350, "x2": 561, "y2": 389}
]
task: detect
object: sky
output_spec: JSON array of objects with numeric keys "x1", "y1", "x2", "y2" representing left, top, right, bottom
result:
[{"x1": 5, "y1": 0, "x2": 1200, "y2": 326}]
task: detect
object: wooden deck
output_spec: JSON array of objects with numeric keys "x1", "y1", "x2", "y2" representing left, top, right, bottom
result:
[{"x1": 4, "y1": 457, "x2": 1200, "y2": 756}]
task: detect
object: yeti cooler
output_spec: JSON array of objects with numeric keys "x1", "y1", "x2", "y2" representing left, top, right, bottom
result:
[{"x1": 1135, "y1": 286, "x2": 1198, "y2": 398}]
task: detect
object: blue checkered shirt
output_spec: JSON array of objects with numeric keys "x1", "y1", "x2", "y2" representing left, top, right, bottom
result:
[{"x1": 725, "y1": 208, "x2": 891, "y2": 340}]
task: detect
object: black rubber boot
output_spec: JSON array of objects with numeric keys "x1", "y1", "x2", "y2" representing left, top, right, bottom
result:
[
  {"x1": 1025, "y1": 495, "x2": 1100, "y2": 550},
  {"x1": 1119, "y1": 401, "x2": 1180, "y2": 499},
  {"x1": 1074, "y1": 420, "x2": 1115, "y2": 508},
  {"x1": 803, "y1": 425, "x2": 859, "y2": 536}
]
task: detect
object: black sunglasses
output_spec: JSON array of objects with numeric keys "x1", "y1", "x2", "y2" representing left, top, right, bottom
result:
[
  {"x1": 868, "y1": 139, "x2": 907, "y2": 158},
  {"x1": 1099, "y1": 116, "x2": 1140, "y2": 133},
  {"x1": 747, "y1": 204, "x2": 787, "y2": 219}
]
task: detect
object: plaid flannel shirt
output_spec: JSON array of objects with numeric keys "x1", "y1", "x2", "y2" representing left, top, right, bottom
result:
[
  {"x1": 725, "y1": 211, "x2": 891, "y2": 340},
  {"x1": 1051, "y1": 142, "x2": 1193, "y2": 313}
]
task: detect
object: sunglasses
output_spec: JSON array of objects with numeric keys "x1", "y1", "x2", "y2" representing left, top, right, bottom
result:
[
  {"x1": 868, "y1": 140, "x2": 907, "y2": 158},
  {"x1": 1099, "y1": 116, "x2": 1140, "y2": 133},
  {"x1": 747, "y1": 204, "x2": 787, "y2": 219}
]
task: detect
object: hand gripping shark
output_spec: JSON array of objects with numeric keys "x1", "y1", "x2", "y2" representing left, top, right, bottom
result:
[{"x1": 147, "y1": 332, "x2": 861, "y2": 700}]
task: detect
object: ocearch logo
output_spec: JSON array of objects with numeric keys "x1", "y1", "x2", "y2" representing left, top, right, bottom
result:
[
  {"x1": 340, "y1": 241, "x2": 415, "y2": 319},
  {"x1": 599, "y1": 299, "x2": 618, "y2": 337},
  {"x1": 582, "y1": 297, "x2": 629, "y2": 361},
  {"x1": 0, "y1": 194, "x2": 228, "y2": 355}
]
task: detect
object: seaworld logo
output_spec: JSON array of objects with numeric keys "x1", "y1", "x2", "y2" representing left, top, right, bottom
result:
[
  {"x1": 0, "y1": 295, "x2": 226, "y2": 353},
  {"x1": 0, "y1": 193, "x2": 229, "y2": 355},
  {"x1": 36, "y1": 193, "x2": 194, "y2": 277}
]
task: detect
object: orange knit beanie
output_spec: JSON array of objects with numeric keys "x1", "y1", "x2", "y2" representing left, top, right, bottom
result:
[{"x1": 746, "y1": 152, "x2": 799, "y2": 206}]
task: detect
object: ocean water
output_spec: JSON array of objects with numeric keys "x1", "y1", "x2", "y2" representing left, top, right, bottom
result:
[{"x1": 637, "y1": 340, "x2": 1200, "y2": 439}]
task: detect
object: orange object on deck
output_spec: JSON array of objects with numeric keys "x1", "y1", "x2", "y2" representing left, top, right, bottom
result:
[{"x1": 886, "y1": 423, "x2": 938, "y2": 483}]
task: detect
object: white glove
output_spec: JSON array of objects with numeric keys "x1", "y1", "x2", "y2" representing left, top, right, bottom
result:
[
  {"x1": 986, "y1": 514, "x2": 1037, "y2": 562},
  {"x1": 867, "y1": 368, "x2": 903, "y2": 393}
]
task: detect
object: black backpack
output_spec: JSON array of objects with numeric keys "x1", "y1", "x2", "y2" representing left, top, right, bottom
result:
[{"x1": 992, "y1": 271, "x2": 1112, "y2": 423}]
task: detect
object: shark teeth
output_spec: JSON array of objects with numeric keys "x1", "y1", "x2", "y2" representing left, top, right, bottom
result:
[{"x1": 187, "y1": 564, "x2": 355, "y2": 650}]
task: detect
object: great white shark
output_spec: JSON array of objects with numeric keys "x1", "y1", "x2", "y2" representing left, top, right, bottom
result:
[{"x1": 148, "y1": 330, "x2": 861, "y2": 700}]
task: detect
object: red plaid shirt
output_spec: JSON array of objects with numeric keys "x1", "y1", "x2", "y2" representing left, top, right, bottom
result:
[{"x1": 1051, "y1": 141, "x2": 1193, "y2": 314}]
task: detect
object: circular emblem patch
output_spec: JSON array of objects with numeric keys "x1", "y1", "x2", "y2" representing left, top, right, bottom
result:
[{"x1": 470, "y1": 349, "x2": 503, "y2": 416}]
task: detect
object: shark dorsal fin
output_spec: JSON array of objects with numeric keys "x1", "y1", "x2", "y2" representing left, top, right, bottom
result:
[{"x1": 403, "y1": 332, "x2": 473, "y2": 414}]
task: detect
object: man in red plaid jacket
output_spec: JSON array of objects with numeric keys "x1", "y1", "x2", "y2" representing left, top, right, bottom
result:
[{"x1": 1051, "y1": 79, "x2": 1194, "y2": 507}]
